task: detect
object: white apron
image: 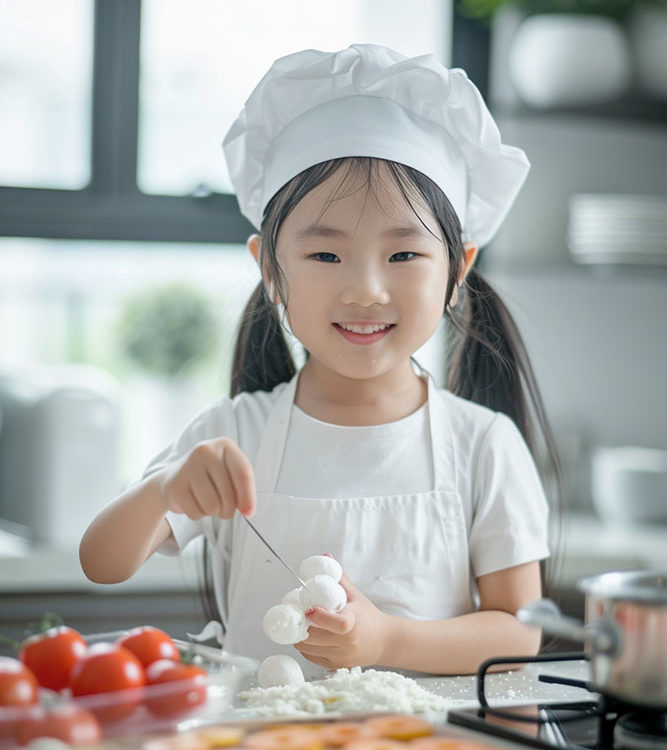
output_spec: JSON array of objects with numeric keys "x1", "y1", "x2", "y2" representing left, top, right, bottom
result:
[{"x1": 208, "y1": 372, "x2": 473, "y2": 677}]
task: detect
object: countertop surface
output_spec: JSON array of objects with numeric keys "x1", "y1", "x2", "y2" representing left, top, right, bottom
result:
[
  {"x1": 0, "y1": 525, "x2": 202, "y2": 594},
  {"x1": 420, "y1": 658, "x2": 590, "y2": 710},
  {"x1": 321, "y1": 660, "x2": 589, "y2": 708},
  {"x1": 1, "y1": 513, "x2": 666, "y2": 594},
  {"x1": 172, "y1": 652, "x2": 592, "y2": 727},
  {"x1": 216, "y1": 659, "x2": 594, "y2": 722}
]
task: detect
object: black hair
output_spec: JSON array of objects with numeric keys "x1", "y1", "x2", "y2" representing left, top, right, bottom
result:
[{"x1": 200, "y1": 157, "x2": 562, "y2": 641}]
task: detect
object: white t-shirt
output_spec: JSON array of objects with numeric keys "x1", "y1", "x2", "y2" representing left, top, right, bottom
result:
[
  {"x1": 147, "y1": 377, "x2": 549, "y2": 580},
  {"x1": 276, "y1": 403, "x2": 432, "y2": 497}
]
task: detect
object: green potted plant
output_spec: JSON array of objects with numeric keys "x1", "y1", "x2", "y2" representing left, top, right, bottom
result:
[
  {"x1": 117, "y1": 283, "x2": 220, "y2": 472},
  {"x1": 118, "y1": 283, "x2": 218, "y2": 378}
]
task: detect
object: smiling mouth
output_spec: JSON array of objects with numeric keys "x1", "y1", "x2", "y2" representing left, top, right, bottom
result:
[{"x1": 335, "y1": 322, "x2": 394, "y2": 334}]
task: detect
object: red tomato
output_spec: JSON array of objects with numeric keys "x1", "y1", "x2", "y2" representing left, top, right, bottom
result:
[
  {"x1": 0, "y1": 657, "x2": 39, "y2": 707},
  {"x1": 15, "y1": 704, "x2": 102, "y2": 746},
  {"x1": 69, "y1": 643, "x2": 145, "y2": 723},
  {"x1": 0, "y1": 657, "x2": 39, "y2": 740},
  {"x1": 19, "y1": 625, "x2": 87, "y2": 691},
  {"x1": 117, "y1": 626, "x2": 180, "y2": 668},
  {"x1": 144, "y1": 659, "x2": 208, "y2": 718}
]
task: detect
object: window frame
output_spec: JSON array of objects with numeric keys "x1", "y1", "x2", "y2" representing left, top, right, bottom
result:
[{"x1": 0, "y1": 0, "x2": 488, "y2": 244}]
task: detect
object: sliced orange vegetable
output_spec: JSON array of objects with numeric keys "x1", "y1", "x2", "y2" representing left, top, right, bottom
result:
[
  {"x1": 197, "y1": 725, "x2": 245, "y2": 747},
  {"x1": 342, "y1": 739, "x2": 406, "y2": 750},
  {"x1": 363, "y1": 715, "x2": 434, "y2": 741},
  {"x1": 265, "y1": 724, "x2": 326, "y2": 732},
  {"x1": 409, "y1": 739, "x2": 493, "y2": 750},
  {"x1": 245, "y1": 726, "x2": 324, "y2": 750},
  {"x1": 319, "y1": 722, "x2": 369, "y2": 747},
  {"x1": 142, "y1": 731, "x2": 212, "y2": 750}
]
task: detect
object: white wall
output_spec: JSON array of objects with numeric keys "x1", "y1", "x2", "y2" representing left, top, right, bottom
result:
[{"x1": 487, "y1": 267, "x2": 666, "y2": 453}]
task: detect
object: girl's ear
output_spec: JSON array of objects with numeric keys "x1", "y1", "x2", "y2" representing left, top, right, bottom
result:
[
  {"x1": 246, "y1": 233, "x2": 279, "y2": 304},
  {"x1": 449, "y1": 242, "x2": 478, "y2": 309},
  {"x1": 247, "y1": 233, "x2": 261, "y2": 263}
]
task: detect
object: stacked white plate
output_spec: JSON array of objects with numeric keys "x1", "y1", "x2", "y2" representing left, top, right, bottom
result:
[{"x1": 568, "y1": 193, "x2": 667, "y2": 265}]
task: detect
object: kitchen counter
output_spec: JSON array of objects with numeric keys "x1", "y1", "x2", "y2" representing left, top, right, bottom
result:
[
  {"x1": 416, "y1": 658, "x2": 590, "y2": 710},
  {"x1": 2, "y1": 514, "x2": 665, "y2": 595},
  {"x1": 0, "y1": 526, "x2": 201, "y2": 593},
  {"x1": 0, "y1": 527, "x2": 207, "y2": 647},
  {"x1": 203, "y1": 656, "x2": 593, "y2": 726},
  {"x1": 224, "y1": 658, "x2": 592, "y2": 723}
]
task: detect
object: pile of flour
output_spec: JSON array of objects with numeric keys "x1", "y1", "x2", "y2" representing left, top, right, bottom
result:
[{"x1": 236, "y1": 666, "x2": 465, "y2": 717}]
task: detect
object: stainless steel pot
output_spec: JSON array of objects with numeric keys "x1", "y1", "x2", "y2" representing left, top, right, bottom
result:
[{"x1": 518, "y1": 571, "x2": 667, "y2": 708}]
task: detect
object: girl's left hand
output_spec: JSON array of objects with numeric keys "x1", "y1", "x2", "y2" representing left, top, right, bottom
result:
[{"x1": 293, "y1": 573, "x2": 390, "y2": 670}]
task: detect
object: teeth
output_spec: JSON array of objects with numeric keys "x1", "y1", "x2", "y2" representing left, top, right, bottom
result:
[{"x1": 338, "y1": 323, "x2": 389, "y2": 334}]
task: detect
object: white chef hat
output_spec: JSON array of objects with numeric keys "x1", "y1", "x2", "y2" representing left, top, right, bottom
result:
[{"x1": 223, "y1": 44, "x2": 530, "y2": 248}]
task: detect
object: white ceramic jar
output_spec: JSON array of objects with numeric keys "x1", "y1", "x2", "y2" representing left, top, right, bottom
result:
[{"x1": 508, "y1": 14, "x2": 632, "y2": 108}]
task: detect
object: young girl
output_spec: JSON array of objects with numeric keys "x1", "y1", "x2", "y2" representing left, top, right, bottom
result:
[{"x1": 80, "y1": 44, "x2": 557, "y2": 678}]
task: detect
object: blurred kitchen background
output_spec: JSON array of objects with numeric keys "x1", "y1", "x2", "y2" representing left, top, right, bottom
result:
[{"x1": 0, "y1": 0, "x2": 665, "y2": 642}]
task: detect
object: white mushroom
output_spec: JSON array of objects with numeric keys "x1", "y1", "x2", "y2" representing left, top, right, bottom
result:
[
  {"x1": 300, "y1": 574, "x2": 347, "y2": 612},
  {"x1": 258, "y1": 654, "x2": 305, "y2": 687},
  {"x1": 262, "y1": 604, "x2": 309, "y2": 645},
  {"x1": 299, "y1": 554, "x2": 343, "y2": 582}
]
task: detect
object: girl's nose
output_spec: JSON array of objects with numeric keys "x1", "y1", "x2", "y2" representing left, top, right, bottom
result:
[{"x1": 340, "y1": 265, "x2": 390, "y2": 307}]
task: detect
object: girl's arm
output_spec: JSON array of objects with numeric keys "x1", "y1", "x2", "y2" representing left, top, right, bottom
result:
[
  {"x1": 79, "y1": 437, "x2": 256, "y2": 585},
  {"x1": 296, "y1": 561, "x2": 542, "y2": 674},
  {"x1": 79, "y1": 471, "x2": 174, "y2": 584}
]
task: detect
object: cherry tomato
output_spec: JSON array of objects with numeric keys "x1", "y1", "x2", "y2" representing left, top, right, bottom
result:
[
  {"x1": 69, "y1": 642, "x2": 145, "y2": 723},
  {"x1": 19, "y1": 625, "x2": 87, "y2": 691},
  {"x1": 144, "y1": 659, "x2": 208, "y2": 718},
  {"x1": 0, "y1": 657, "x2": 39, "y2": 740},
  {"x1": 0, "y1": 657, "x2": 39, "y2": 707},
  {"x1": 117, "y1": 626, "x2": 180, "y2": 668},
  {"x1": 15, "y1": 704, "x2": 102, "y2": 746}
]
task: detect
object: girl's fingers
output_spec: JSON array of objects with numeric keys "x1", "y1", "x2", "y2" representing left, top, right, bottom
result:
[
  {"x1": 337, "y1": 573, "x2": 358, "y2": 599},
  {"x1": 204, "y1": 462, "x2": 239, "y2": 517},
  {"x1": 187, "y1": 474, "x2": 221, "y2": 517},
  {"x1": 296, "y1": 629, "x2": 334, "y2": 651},
  {"x1": 223, "y1": 442, "x2": 256, "y2": 516},
  {"x1": 306, "y1": 607, "x2": 354, "y2": 635}
]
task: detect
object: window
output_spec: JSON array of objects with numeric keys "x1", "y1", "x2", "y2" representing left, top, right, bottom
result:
[
  {"x1": 0, "y1": 0, "x2": 453, "y2": 242},
  {"x1": 0, "y1": 238, "x2": 259, "y2": 479},
  {"x1": 0, "y1": 0, "x2": 94, "y2": 189},
  {"x1": 0, "y1": 1, "x2": 456, "y2": 489},
  {"x1": 137, "y1": 0, "x2": 451, "y2": 196}
]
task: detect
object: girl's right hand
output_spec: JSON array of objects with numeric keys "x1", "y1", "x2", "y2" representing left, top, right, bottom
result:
[{"x1": 158, "y1": 438, "x2": 256, "y2": 520}]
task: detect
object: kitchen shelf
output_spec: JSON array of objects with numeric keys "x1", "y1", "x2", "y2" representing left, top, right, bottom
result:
[
  {"x1": 494, "y1": 96, "x2": 667, "y2": 125},
  {"x1": 481, "y1": 257, "x2": 667, "y2": 280}
]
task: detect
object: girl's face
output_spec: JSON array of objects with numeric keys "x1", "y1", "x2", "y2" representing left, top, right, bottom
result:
[{"x1": 273, "y1": 163, "x2": 450, "y2": 387}]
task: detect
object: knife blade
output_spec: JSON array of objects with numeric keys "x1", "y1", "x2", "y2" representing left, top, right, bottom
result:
[{"x1": 241, "y1": 515, "x2": 305, "y2": 587}]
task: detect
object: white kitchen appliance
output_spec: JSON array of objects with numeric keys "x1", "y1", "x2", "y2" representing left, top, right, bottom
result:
[
  {"x1": 0, "y1": 366, "x2": 121, "y2": 547},
  {"x1": 591, "y1": 445, "x2": 667, "y2": 526}
]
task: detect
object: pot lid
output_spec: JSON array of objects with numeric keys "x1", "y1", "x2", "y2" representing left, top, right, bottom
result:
[{"x1": 578, "y1": 571, "x2": 667, "y2": 603}]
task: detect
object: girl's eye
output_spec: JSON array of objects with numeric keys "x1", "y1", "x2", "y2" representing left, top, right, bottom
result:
[
  {"x1": 310, "y1": 252, "x2": 340, "y2": 263},
  {"x1": 389, "y1": 251, "x2": 416, "y2": 262}
]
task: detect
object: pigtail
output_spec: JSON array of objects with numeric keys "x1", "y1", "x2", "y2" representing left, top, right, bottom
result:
[
  {"x1": 447, "y1": 268, "x2": 564, "y2": 624},
  {"x1": 447, "y1": 269, "x2": 537, "y2": 447},
  {"x1": 447, "y1": 264, "x2": 562, "y2": 485},
  {"x1": 230, "y1": 282, "x2": 296, "y2": 397}
]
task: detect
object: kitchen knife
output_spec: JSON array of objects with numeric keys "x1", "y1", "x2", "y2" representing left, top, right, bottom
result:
[{"x1": 241, "y1": 515, "x2": 305, "y2": 587}]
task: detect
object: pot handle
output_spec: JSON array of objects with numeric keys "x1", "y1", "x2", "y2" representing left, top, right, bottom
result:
[{"x1": 517, "y1": 599, "x2": 620, "y2": 655}]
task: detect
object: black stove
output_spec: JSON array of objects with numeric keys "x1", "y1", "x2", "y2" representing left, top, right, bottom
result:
[{"x1": 446, "y1": 654, "x2": 667, "y2": 750}]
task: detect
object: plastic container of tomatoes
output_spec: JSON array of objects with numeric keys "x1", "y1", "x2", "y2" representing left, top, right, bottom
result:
[{"x1": 0, "y1": 630, "x2": 258, "y2": 746}]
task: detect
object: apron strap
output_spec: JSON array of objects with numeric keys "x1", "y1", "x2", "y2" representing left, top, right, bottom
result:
[
  {"x1": 426, "y1": 373, "x2": 456, "y2": 492},
  {"x1": 253, "y1": 372, "x2": 300, "y2": 493}
]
